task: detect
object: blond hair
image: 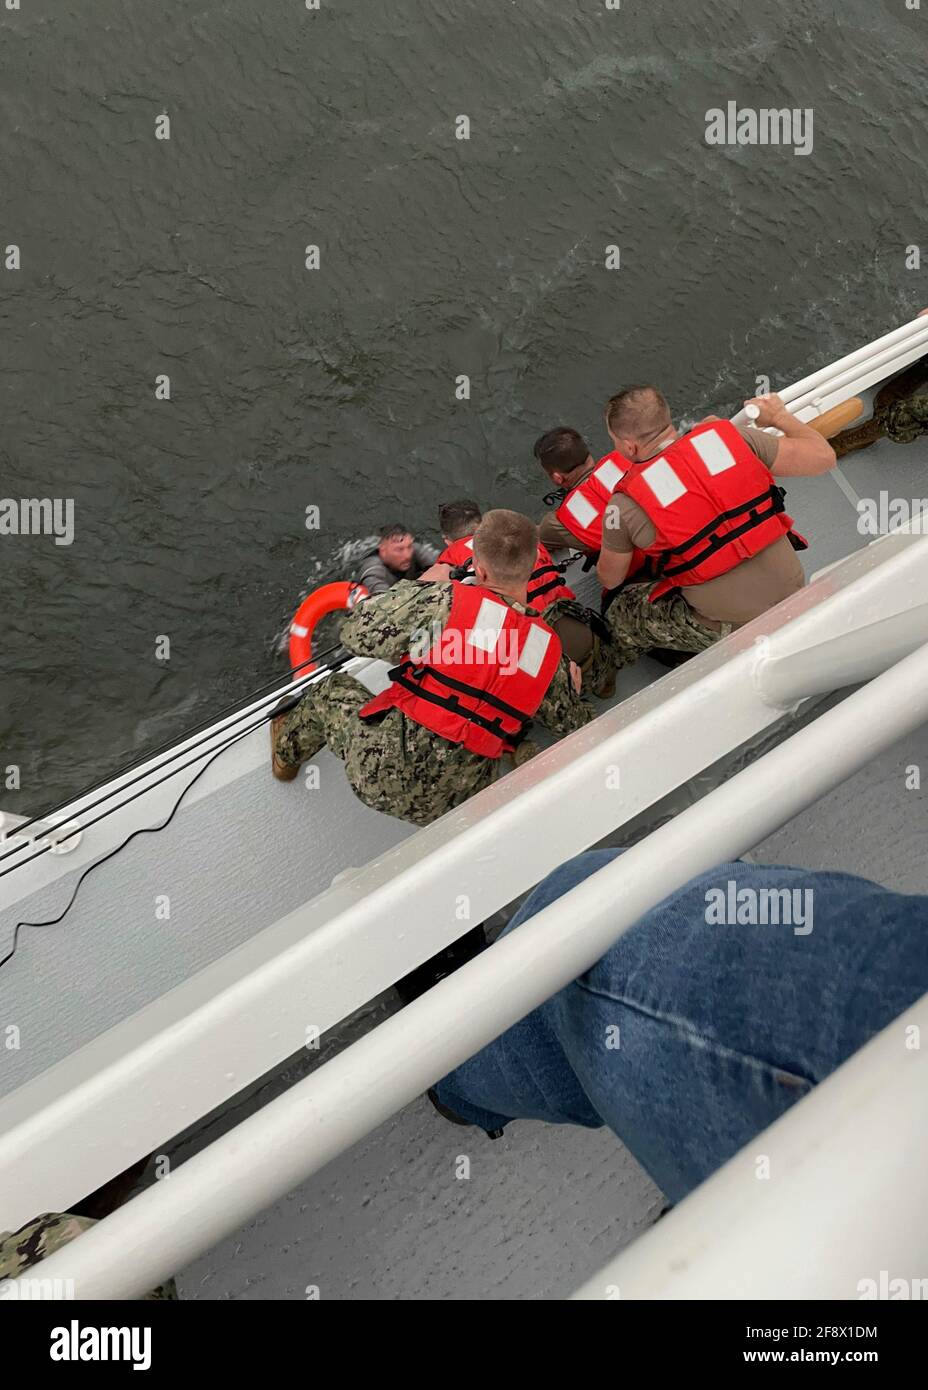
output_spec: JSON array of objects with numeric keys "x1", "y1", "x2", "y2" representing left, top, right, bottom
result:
[{"x1": 472, "y1": 509, "x2": 538, "y2": 585}]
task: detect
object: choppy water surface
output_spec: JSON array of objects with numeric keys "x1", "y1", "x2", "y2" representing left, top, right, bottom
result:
[{"x1": 1, "y1": 0, "x2": 926, "y2": 812}]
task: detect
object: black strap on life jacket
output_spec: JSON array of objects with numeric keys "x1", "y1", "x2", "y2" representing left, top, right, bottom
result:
[
  {"x1": 386, "y1": 660, "x2": 533, "y2": 750},
  {"x1": 528, "y1": 573, "x2": 564, "y2": 600},
  {"x1": 527, "y1": 560, "x2": 570, "y2": 600},
  {"x1": 655, "y1": 485, "x2": 787, "y2": 581}
]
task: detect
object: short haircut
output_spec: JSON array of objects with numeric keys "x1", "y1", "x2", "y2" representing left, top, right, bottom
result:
[
  {"x1": 438, "y1": 498, "x2": 482, "y2": 541},
  {"x1": 533, "y1": 426, "x2": 590, "y2": 477},
  {"x1": 605, "y1": 386, "x2": 671, "y2": 442},
  {"x1": 472, "y1": 509, "x2": 538, "y2": 585},
  {"x1": 379, "y1": 522, "x2": 412, "y2": 543}
]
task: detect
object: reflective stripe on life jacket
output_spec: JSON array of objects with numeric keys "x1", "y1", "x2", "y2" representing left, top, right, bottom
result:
[
  {"x1": 358, "y1": 582, "x2": 563, "y2": 759},
  {"x1": 437, "y1": 536, "x2": 576, "y2": 610},
  {"x1": 613, "y1": 419, "x2": 803, "y2": 602}
]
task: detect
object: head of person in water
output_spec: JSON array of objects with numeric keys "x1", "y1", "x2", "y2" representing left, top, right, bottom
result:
[
  {"x1": 604, "y1": 385, "x2": 678, "y2": 462},
  {"x1": 438, "y1": 498, "x2": 482, "y2": 544},
  {"x1": 533, "y1": 427, "x2": 594, "y2": 489},
  {"x1": 378, "y1": 523, "x2": 416, "y2": 573},
  {"x1": 472, "y1": 509, "x2": 538, "y2": 597}
]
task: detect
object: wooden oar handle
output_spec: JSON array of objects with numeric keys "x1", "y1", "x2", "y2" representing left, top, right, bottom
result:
[{"x1": 806, "y1": 397, "x2": 865, "y2": 438}]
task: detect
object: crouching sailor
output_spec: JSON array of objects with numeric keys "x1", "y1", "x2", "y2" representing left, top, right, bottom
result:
[
  {"x1": 435, "y1": 498, "x2": 618, "y2": 698},
  {"x1": 533, "y1": 424, "x2": 648, "y2": 577},
  {"x1": 271, "y1": 510, "x2": 593, "y2": 826},
  {"x1": 595, "y1": 387, "x2": 836, "y2": 666}
]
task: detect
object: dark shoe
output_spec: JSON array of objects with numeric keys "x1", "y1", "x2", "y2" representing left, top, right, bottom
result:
[
  {"x1": 592, "y1": 667, "x2": 616, "y2": 699},
  {"x1": 270, "y1": 713, "x2": 300, "y2": 782},
  {"x1": 427, "y1": 1088, "x2": 504, "y2": 1140}
]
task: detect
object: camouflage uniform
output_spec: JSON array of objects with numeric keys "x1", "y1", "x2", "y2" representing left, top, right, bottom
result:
[
  {"x1": 831, "y1": 356, "x2": 928, "y2": 458},
  {"x1": 603, "y1": 581, "x2": 732, "y2": 668},
  {"x1": 273, "y1": 580, "x2": 594, "y2": 826},
  {"x1": 883, "y1": 393, "x2": 928, "y2": 445},
  {"x1": 0, "y1": 1213, "x2": 178, "y2": 1300},
  {"x1": 543, "y1": 596, "x2": 618, "y2": 695}
]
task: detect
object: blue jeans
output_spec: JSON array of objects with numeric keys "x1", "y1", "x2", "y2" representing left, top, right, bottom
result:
[{"x1": 434, "y1": 851, "x2": 928, "y2": 1205}]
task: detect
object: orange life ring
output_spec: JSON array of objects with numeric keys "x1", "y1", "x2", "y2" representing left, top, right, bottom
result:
[{"x1": 289, "y1": 581, "x2": 369, "y2": 676}]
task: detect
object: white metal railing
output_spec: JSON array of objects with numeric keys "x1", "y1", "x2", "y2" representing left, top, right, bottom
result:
[
  {"x1": 8, "y1": 637, "x2": 928, "y2": 1299},
  {"x1": 731, "y1": 312, "x2": 928, "y2": 425},
  {"x1": 754, "y1": 602, "x2": 928, "y2": 707}
]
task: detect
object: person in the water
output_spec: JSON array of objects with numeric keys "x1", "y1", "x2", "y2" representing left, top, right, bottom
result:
[{"x1": 356, "y1": 523, "x2": 439, "y2": 595}]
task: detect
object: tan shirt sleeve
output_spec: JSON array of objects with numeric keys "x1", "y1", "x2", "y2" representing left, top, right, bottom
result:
[
  {"x1": 601, "y1": 493, "x2": 656, "y2": 552},
  {"x1": 737, "y1": 424, "x2": 780, "y2": 468}
]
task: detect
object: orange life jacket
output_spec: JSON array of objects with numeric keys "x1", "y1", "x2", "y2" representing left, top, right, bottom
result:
[
  {"x1": 613, "y1": 419, "x2": 805, "y2": 602},
  {"x1": 438, "y1": 535, "x2": 576, "y2": 610},
  {"x1": 358, "y1": 582, "x2": 562, "y2": 758}
]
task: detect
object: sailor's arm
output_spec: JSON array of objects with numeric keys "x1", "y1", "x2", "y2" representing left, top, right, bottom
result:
[
  {"x1": 533, "y1": 657, "x2": 595, "y2": 737},
  {"x1": 743, "y1": 393, "x2": 836, "y2": 476},
  {"x1": 339, "y1": 580, "x2": 452, "y2": 662},
  {"x1": 596, "y1": 495, "x2": 634, "y2": 589},
  {"x1": 597, "y1": 547, "x2": 632, "y2": 590}
]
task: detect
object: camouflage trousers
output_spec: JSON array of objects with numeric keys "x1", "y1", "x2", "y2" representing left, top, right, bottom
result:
[
  {"x1": 0, "y1": 1213, "x2": 178, "y2": 1300},
  {"x1": 543, "y1": 598, "x2": 618, "y2": 696},
  {"x1": 273, "y1": 673, "x2": 497, "y2": 827},
  {"x1": 603, "y1": 582, "x2": 731, "y2": 669},
  {"x1": 832, "y1": 363, "x2": 928, "y2": 457}
]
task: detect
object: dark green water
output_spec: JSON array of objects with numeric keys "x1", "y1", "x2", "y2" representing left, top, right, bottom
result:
[{"x1": 1, "y1": 0, "x2": 926, "y2": 812}]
